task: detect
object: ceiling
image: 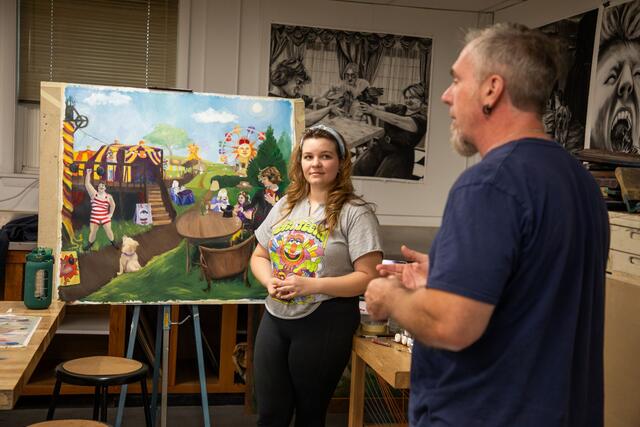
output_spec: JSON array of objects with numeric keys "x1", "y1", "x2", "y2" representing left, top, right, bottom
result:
[{"x1": 333, "y1": 0, "x2": 529, "y2": 13}]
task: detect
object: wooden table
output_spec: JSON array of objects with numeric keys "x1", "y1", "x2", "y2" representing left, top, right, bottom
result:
[
  {"x1": 0, "y1": 300, "x2": 66, "y2": 409},
  {"x1": 175, "y1": 209, "x2": 243, "y2": 272},
  {"x1": 320, "y1": 116, "x2": 385, "y2": 149},
  {"x1": 348, "y1": 336, "x2": 411, "y2": 427}
]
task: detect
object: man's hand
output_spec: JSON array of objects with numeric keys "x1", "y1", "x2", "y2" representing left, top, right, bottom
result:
[
  {"x1": 365, "y1": 276, "x2": 403, "y2": 320},
  {"x1": 264, "y1": 192, "x2": 276, "y2": 206},
  {"x1": 376, "y1": 245, "x2": 429, "y2": 289}
]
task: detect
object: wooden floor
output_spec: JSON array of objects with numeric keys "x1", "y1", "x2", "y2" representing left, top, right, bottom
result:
[{"x1": 0, "y1": 403, "x2": 349, "y2": 427}]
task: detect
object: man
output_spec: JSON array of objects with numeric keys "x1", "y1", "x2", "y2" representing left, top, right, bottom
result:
[
  {"x1": 589, "y1": 1, "x2": 640, "y2": 153},
  {"x1": 365, "y1": 23, "x2": 609, "y2": 426},
  {"x1": 83, "y1": 168, "x2": 117, "y2": 251}
]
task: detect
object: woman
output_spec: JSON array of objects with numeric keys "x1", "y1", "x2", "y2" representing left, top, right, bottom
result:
[
  {"x1": 353, "y1": 82, "x2": 428, "y2": 179},
  {"x1": 233, "y1": 191, "x2": 253, "y2": 227},
  {"x1": 269, "y1": 57, "x2": 340, "y2": 126},
  {"x1": 244, "y1": 166, "x2": 283, "y2": 231},
  {"x1": 251, "y1": 124, "x2": 382, "y2": 427}
]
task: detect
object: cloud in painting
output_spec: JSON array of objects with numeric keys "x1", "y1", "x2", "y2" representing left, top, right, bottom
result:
[
  {"x1": 192, "y1": 108, "x2": 238, "y2": 124},
  {"x1": 83, "y1": 92, "x2": 132, "y2": 106}
]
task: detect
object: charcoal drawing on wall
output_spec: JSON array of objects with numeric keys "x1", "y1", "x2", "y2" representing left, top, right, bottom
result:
[
  {"x1": 269, "y1": 23, "x2": 433, "y2": 181},
  {"x1": 588, "y1": 0, "x2": 640, "y2": 154},
  {"x1": 538, "y1": 9, "x2": 598, "y2": 153}
]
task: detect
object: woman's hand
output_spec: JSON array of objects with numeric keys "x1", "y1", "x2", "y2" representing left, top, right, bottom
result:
[
  {"x1": 275, "y1": 275, "x2": 315, "y2": 300},
  {"x1": 358, "y1": 101, "x2": 374, "y2": 115},
  {"x1": 266, "y1": 278, "x2": 282, "y2": 298}
]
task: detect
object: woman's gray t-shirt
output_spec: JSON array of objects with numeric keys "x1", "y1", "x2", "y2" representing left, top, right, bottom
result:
[{"x1": 254, "y1": 196, "x2": 382, "y2": 319}]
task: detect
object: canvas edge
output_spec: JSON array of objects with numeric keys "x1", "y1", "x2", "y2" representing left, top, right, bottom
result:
[{"x1": 38, "y1": 82, "x2": 66, "y2": 301}]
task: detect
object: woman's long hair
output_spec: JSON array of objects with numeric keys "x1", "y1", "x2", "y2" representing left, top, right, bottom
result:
[{"x1": 283, "y1": 127, "x2": 371, "y2": 234}]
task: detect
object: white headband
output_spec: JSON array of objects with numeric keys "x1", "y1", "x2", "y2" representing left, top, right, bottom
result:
[{"x1": 302, "y1": 124, "x2": 346, "y2": 158}]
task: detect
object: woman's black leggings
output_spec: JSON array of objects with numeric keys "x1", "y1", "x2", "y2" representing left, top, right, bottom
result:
[{"x1": 253, "y1": 297, "x2": 360, "y2": 427}]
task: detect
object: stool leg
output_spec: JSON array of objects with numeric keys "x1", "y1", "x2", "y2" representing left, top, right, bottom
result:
[
  {"x1": 140, "y1": 378, "x2": 152, "y2": 427},
  {"x1": 93, "y1": 385, "x2": 101, "y2": 420},
  {"x1": 101, "y1": 385, "x2": 108, "y2": 422},
  {"x1": 46, "y1": 378, "x2": 62, "y2": 420}
]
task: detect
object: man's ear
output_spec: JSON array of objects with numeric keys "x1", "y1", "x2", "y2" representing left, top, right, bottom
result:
[{"x1": 482, "y1": 74, "x2": 505, "y2": 106}]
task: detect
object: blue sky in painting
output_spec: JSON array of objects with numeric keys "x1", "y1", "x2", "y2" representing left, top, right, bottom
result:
[{"x1": 64, "y1": 84, "x2": 294, "y2": 162}]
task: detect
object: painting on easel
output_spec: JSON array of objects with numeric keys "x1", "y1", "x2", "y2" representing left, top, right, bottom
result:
[{"x1": 39, "y1": 83, "x2": 303, "y2": 304}]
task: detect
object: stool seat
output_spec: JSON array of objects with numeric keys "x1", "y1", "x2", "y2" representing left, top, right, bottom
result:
[
  {"x1": 46, "y1": 356, "x2": 150, "y2": 426},
  {"x1": 59, "y1": 356, "x2": 145, "y2": 384},
  {"x1": 28, "y1": 420, "x2": 110, "y2": 426}
]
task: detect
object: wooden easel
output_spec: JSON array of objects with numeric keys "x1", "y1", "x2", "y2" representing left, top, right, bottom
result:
[{"x1": 114, "y1": 305, "x2": 211, "y2": 427}]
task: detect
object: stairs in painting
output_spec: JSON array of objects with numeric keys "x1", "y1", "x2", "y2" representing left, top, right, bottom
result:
[{"x1": 147, "y1": 185, "x2": 172, "y2": 225}]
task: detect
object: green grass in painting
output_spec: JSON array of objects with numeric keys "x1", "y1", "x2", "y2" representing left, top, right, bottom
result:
[
  {"x1": 81, "y1": 239, "x2": 266, "y2": 303},
  {"x1": 171, "y1": 166, "x2": 237, "y2": 216},
  {"x1": 186, "y1": 167, "x2": 237, "y2": 190},
  {"x1": 67, "y1": 220, "x2": 152, "y2": 252}
]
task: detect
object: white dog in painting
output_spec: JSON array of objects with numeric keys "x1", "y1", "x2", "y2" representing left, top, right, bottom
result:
[{"x1": 117, "y1": 235, "x2": 142, "y2": 275}]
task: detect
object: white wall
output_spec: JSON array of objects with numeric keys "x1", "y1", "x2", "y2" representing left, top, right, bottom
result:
[{"x1": 0, "y1": 0, "x2": 17, "y2": 176}]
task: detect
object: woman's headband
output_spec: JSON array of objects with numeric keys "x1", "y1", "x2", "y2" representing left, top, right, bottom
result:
[{"x1": 301, "y1": 124, "x2": 346, "y2": 159}]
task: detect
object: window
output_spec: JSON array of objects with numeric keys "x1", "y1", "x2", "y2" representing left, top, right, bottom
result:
[
  {"x1": 18, "y1": 0, "x2": 178, "y2": 102},
  {"x1": 371, "y1": 45, "x2": 424, "y2": 105}
]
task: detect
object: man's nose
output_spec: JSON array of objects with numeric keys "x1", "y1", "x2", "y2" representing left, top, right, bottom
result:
[
  {"x1": 441, "y1": 86, "x2": 452, "y2": 105},
  {"x1": 617, "y1": 64, "x2": 634, "y2": 99}
]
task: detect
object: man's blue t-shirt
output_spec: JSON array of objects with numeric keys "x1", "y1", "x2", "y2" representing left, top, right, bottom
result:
[{"x1": 410, "y1": 138, "x2": 609, "y2": 427}]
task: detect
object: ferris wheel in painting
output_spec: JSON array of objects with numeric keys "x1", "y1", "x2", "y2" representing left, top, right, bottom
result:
[{"x1": 219, "y1": 125, "x2": 266, "y2": 177}]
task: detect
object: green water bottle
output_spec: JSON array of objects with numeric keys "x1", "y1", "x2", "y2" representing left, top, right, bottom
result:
[{"x1": 24, "y1": 247, "x2": 54, "y2": 309}]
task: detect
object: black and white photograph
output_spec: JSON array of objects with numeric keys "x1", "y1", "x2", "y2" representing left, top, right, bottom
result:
[
  {"x1": 538, "y1": 9, "x2": 598, "y2": 153},
  {"x1": 269, "y1": 23, "x2": 433, "y2": 181},
  {"x1": 588, "y1": 0, "x2": 640, "y2": 154}
]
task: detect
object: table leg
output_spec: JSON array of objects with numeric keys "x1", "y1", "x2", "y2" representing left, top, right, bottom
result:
[{"x1": 348, "y1": 346, "x2": 366, "y2": 427}]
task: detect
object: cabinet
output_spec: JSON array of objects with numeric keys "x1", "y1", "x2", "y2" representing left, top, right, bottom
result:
[
  {"x1": 605, "y1": 212, "x2": 640, "y2": 427},
  {"x1": 608, "y1": 212, "x2": 640, "y2": 276},
  {"x1": 2, "y1": 249, "x2": 254, "y2": 397}
]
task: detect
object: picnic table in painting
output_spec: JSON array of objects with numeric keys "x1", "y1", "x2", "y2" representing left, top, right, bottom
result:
[
  {"x1": 175, "y1": 209, "x2": 243, "y2": 273},
  {"x1": 320, "y1": 116, "x2": 385, "y2": 148}
]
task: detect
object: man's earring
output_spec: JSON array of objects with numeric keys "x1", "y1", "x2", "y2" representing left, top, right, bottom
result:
[{"x1": 482, "y1": 104, "x2": 492, "y2": 116}]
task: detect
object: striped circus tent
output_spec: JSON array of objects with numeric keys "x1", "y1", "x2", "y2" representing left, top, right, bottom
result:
[
  {"x1": 84, "y1": 141, "x2": 164, "y2": 184},
  {"x1": 72, "y1": 149, "x2": 95, "y2": 176}
]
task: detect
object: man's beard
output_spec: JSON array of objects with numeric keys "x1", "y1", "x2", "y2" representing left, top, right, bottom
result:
[{"x1": 450, "y1": 122, "x2": 478, "y2": 157}]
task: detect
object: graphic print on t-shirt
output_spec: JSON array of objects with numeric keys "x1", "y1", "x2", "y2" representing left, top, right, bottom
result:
[{"x1": 268, "y1": 218, "x2": 328, "y2": 305}]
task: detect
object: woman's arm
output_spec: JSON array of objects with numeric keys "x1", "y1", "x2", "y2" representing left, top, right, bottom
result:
[
  {"x1": 276, "y1": 251, "x2": 382, "y2": 299},
  {"x1": 359, "y1": 102, "x2": 418, "y2": 133},
  {"x1": 249, "y1": 243, "x2": 279, "y2": 297}
]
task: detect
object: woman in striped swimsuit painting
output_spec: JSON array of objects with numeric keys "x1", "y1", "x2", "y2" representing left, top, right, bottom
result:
[{"x1": 83, "y1": 168, "x2": 117, "y2": 251}]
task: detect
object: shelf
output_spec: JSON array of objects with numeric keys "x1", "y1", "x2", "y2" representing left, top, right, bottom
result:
[{"x1": 56, "y1": 305, "x2": 111, "y2": 335}]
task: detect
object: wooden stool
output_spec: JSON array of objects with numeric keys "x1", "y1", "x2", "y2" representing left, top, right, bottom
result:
[
  {"x1": 46, "y1": 356, "x2": 151, "y2": 426},
  {"x1": 29, "y1": 420, "x2": 110, "y2": 426}
]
